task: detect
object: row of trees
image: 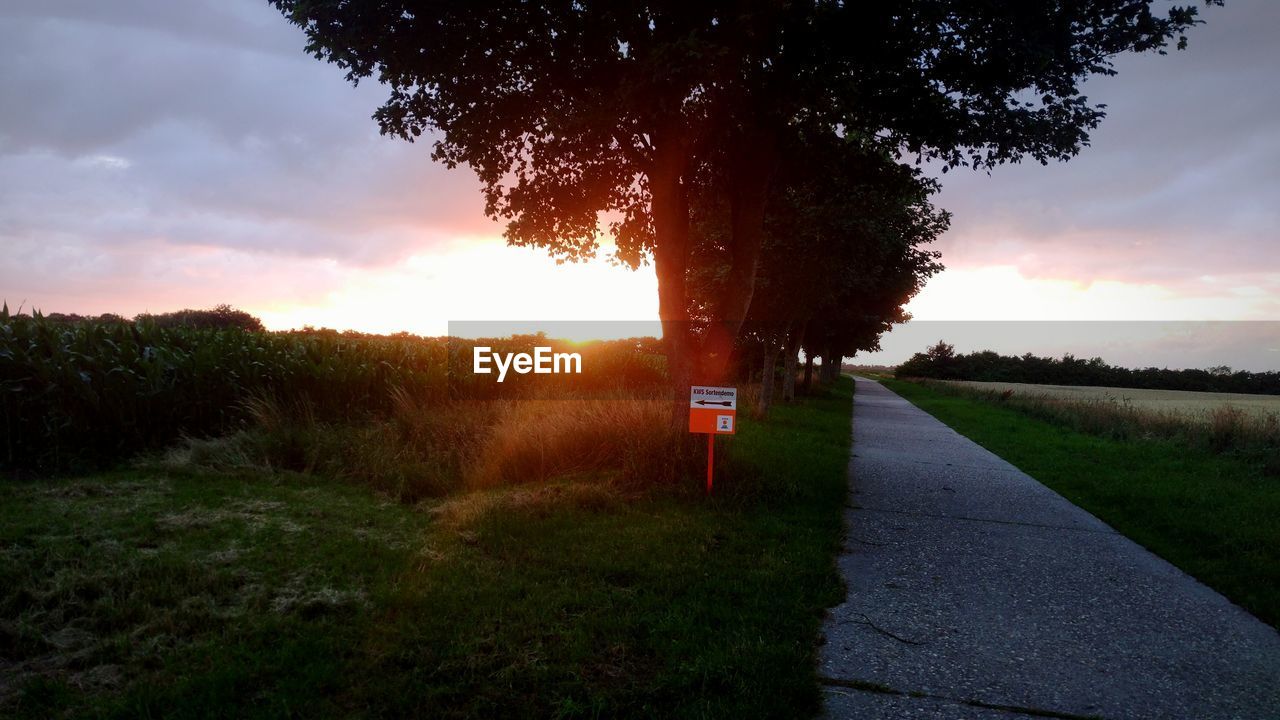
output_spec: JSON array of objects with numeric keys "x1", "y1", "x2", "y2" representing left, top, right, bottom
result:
[
  {"x1": 898, "y1": 342, "x2": 1280, "y2": 396},
  {"x1": 273, "y1": 0, "x2": 1218, "y2": 422},
  {"x1": 701, "y1": 133, "x2": 946, "y2": 415},
  {"x1": 32, "y1": 304, "x2": 265, "y2": 332}
]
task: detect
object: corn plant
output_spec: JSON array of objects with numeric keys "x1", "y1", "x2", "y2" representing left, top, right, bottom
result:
[{"x1": 0, "y1": 306, "x2": 666, "y2": 473}]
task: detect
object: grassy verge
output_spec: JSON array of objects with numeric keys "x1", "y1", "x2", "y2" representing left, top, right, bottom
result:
[
  {"x1": 925, "y1": 379, "x2": 1280, "y2": 471},
  {"x1": 881, "y1": 377, "x2": 1280, "y2": 628},
  {"x1": 1, "y1": 378, "x2": 854, "y2": 719}
]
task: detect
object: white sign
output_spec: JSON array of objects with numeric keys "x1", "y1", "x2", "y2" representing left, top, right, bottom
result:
[{"x1": 689, "y1": 385, "x2": 737, "y2": 410}]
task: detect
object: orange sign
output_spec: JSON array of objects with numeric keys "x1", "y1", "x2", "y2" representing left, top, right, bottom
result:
[{"x1": 689, "y1": 386, "x2": 737, "y2": 435}]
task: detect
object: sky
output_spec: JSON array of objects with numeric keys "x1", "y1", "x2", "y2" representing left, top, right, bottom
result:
[{"x1": 1, "y1": 1, "x2": 1277, "y2": 367}]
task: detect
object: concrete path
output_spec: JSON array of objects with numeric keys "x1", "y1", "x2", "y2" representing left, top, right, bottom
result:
[{"x1": 820, "y1": 377, "x2": 1280, "y2": 719}]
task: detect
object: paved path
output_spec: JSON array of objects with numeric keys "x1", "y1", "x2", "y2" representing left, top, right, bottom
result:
[{"x1": 820, "y1": 377, "x2": 1280, "y2": 719}]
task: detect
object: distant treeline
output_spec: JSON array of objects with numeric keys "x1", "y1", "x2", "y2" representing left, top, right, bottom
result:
[
  {"x1": 39, "y1": 303, "x2": 265, "y2": 332},
  {"x1": 896, "y1": 342, "x2": 1280, "y2": 396}
]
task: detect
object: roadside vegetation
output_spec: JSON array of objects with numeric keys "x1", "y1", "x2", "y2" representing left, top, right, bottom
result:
[
  {"x1": 882, "y1": 377, "x2": 1280, "y2": 628},
  {"x1": 1, "y1": 318, "x2": 855, "y2": 718},
  {"x1": 911, "y1": 378, "x2": 1280, "y2": 473},
  {"x1": 945, "y1": 380, "x2": 1280, "y2": 423},
  {"x1": 0, "y1": 307, "x2": 665, "y2": 476}
]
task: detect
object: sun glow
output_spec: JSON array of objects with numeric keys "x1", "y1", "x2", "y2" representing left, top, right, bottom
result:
[
  {"x1": 254, "y1": 238, "x2": 659, "y2": 338},
  {"x1": 252, "y1": 249, "x2": 1277, "y2": 341}
]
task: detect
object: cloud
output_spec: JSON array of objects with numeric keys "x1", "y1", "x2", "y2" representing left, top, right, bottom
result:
[
  {"x1": 0, "y1": 0, "x2": 499, "y2": 273},
  {"x1": 926, "y1": 0, "x2": 1279, "y2": 288},
  {"x1": 0, "y1": 0, "x2": 1274, "y2": 336}
]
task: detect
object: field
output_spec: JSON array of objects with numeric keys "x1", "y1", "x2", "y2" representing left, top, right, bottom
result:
[
  {"x1": 0, "y1": 310, "x2": 667, "y2": 477},
  {"x1": 946, "y1": 380, "x2": 1280, "y2": 422},
  {"x1": 883, "y1": 377, "x2": 1280, "y2": 629},
  {"x1": 0, "y1": 311, "x2": 856, "y2": 720}
]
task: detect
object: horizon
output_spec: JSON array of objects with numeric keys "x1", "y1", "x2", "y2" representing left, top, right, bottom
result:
[{"x1": 8, "y1": 304, "x2": 1278, "y2": 373}]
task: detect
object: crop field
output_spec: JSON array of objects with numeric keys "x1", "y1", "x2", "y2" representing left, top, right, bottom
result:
[
  {"x1": 0, "y1": 309, "x2": 665, "y2": 475},
  {"x1": 946, "y1": 380, "x2": 1280, "y2": 422}
]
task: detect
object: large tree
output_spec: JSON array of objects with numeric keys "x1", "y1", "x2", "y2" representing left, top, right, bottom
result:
[{"x1": 271, "y1": 0, "x2": 1217, "y2": 416}]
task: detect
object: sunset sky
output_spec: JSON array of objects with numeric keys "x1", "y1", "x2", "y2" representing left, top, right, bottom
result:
[{"x1": 1, "y1": 1, "x2": 1276, "y2": 365}]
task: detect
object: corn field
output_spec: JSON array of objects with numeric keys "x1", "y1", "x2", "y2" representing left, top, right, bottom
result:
[{"x1": 0, "y1": 306, "x2": 665, "y2": 473}]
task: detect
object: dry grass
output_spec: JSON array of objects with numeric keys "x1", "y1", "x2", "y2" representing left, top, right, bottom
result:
[
  {"x1": 154, "y1": 389, "x2": 693, "y2": 501},
  {"x1": 928, "y1": 380, "x2": 1280, "y2": 469},
  {"x1": 468, "y1": 398, "x2": 683, "y2": 489},
  {"x1": 947, "y1": 380, "x2": 1280, "y2": 422}
]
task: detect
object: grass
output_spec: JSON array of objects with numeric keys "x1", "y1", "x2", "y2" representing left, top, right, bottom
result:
[
  {"x1": 916, "y1": 378, "x2": 1280, "y2": 470},
  {"x1": 0, "y1": 377, "x2": 855, "y2": 718},
  {"x1": 946, "y1": 380, "x2": 1280, "y2": 423},
  {"x1": 881, "y1": 377, "x2": 1280, "y2": 629},
  {"x1": 152, "y1": 393, "x2": 682, "y2": 503}
]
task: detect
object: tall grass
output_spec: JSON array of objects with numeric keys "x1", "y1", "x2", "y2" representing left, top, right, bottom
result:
[
  {"x1": 468, "y1": 398, "x2": 684, "y2": 488},
  {"x1": 157, "y1": 391, "x2": 696, "y2": 502},
  {"x1": 917, "y1": 379, "x2": 1280, "y2": 473}
]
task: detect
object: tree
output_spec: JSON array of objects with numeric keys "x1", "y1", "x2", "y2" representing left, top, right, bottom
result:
[
  {"x1": 712, "y1": 131, "x2": 945, "y2": 415},
  {"x1": 135, "y1": 305, "x2": 266, "y2": 332},
  {"x1": 897, "y1": 341, "x2": 960, "y2": 379},
  {"x1": 802, "y1": 239, "x2": 942, "y2": 387},
  {"x1": 271, "y1": 1, "x2": 1218, "y2": 419}
]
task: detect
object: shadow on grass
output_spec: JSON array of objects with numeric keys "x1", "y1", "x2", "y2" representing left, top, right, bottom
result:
[{"x1": 2, "y1": 378, "x2": 856, "y2": 719}]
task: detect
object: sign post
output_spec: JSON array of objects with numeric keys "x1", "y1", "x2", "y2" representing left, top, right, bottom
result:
[
  {"x1": 689, "y1": 386, "x2": 737, "y2": 495},
  {"x1": 706, "y1": 432, "x2": 714, "y2": 496}
]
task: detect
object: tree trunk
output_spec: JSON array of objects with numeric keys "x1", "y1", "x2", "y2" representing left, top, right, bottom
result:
[
  {"x1": 701, "y1": 127, "x2": 779, "y2": 383},
  {"x1": 782, "y1": 348, "x2": 798, "y2": 402},
  {"x1": 822, "y1": 350, "x2": 842, "y2": 383},
  {"x1": 803, "y1": 353, "x2": 814, "y2": 393},
  {"x1": 650, "y1": 133, "x2": 694, "y2": 428},
  {"x1": 782, "y1": 325, "x2": 804, "y2": 403},
  {"x1": 757, "y1": 345, "x2": 779, "y2": 419}
]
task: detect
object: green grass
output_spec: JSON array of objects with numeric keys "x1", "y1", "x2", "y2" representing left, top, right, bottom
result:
[
  {"x1": 945, "y1": 380, "x2": 1280, "y2": 422},
  {"x1": 0, "y1": 378, "x2": 855, "y2": 718},
  {"x1": 881, "y1": 377, "x2": 1280, "y2": 629}
]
